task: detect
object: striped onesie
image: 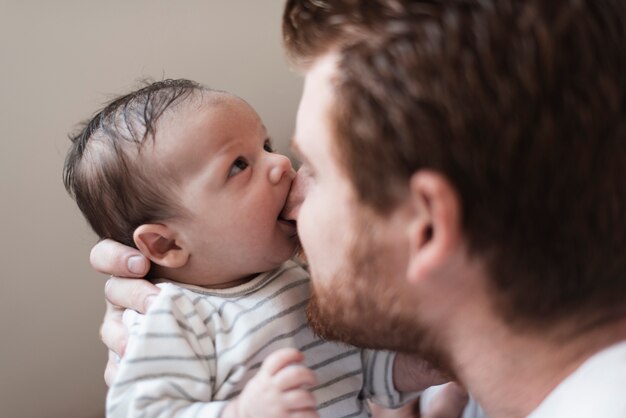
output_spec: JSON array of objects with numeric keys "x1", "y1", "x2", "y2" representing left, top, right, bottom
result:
[{"x1": 106, "y1": 261, "x2": 411, "y2": 417}]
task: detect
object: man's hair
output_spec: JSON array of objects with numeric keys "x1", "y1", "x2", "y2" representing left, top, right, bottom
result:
[
  {"x1": 63, "y1": 79, "x2": 207, "y2": 248},
  {"x1": 283, "y1": 0, "x2": 626, "y2": 330}
]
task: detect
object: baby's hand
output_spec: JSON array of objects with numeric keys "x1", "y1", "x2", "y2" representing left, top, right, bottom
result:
[{"x1": 230, "y1": 348, "x2": 319, "y2": 418}]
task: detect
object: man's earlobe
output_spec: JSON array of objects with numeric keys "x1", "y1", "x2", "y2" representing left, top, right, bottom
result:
[
  {"x1": 406, "y1": 171, "x2": 462, "y2": 283},
  {"x1": 133, "y1": 224, "x2": 190, "y2": 269}
]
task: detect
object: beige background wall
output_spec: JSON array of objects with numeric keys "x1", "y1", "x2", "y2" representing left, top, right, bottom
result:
[{"x1": 0, "y1": 2, "x2": 302, "y2": 417}]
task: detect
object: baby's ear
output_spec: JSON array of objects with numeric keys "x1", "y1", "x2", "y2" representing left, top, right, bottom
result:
[{"x1": 133, "y1": 224, "x2": 189, "y2": 269}]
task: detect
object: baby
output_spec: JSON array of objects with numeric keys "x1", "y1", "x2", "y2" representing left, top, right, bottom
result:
[{"x1": 64, "y1": 79, "x2": 434, "y2": 418}]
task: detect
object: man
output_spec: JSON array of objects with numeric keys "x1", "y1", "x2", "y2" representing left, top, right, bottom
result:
[{"x1": 94, "y1": 0, "x2": 626, "y2": 416}]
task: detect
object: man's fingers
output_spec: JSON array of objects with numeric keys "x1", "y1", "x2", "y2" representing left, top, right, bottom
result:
[
  {"x1": 100, "y1": 302, "x2": 128, "y2": 356},
  {"x1": 104, "y1": 276, "x2": 159, "y2": 314},
  {"x1": 423, "y1": 383, "x2": 469, "y2": 418},
  {"x1": 90, "y1": 239, "x2": 150, "y2": 277},
  {"x1": 260, "y1": 348, "x2": 305, "y2": 376},
  {"x1": 370, "y1": 399, "x2": 419, "y2": 418},
  {"x1": 104, "y1": 350, "x2": 120, "y2": 387}
]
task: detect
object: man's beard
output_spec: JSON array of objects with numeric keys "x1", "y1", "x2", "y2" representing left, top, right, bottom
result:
[{"x1": 304, "y1": 209, "x2": 454, "y2": 375}]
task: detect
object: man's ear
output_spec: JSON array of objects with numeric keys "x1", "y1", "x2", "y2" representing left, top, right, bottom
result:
[
  {"x1": 406, "y1": 170, "x2": 462, "y2": 283},
  {"x1": 133, "y1": 224, "x2": 190, "y2": 269}
]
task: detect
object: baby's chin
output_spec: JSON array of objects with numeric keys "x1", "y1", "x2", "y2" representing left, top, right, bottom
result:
[{"x1": 265, "y1": 236, "x2": 303, "y2": 269}]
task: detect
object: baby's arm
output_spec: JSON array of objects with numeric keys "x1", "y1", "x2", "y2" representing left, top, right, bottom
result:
[
  {"x1": 362, "y1": 350, "x2": 468, "y2": 416},
  {"x1": 392, "y1": 353, "x2": 449, "y2": 392},
  {"x1": 222, "y1": 348, "x2": 318, "y2": 418},
  {"x1": 107, "y1": 285, "x2": 319, "y2": 418},
  {"x1": 395, "y1": 355, "x2": 489, "y2": 418},
  {"x1": 369, "y1": 384, "x2": 470, "y2": 418}
]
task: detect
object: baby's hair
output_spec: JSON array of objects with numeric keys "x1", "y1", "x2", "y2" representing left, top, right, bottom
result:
[{"x1": 63, "y1": 79, "x2": 211, "y2": 248}]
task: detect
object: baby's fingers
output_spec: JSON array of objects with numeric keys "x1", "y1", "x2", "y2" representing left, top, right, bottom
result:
[
  {"x1": 282, "y1": 389, "x2": 317, "y2": 411},
  {"x1": 261, "y1": 348, "x2": 304, "y2": 376},
  {"x1": 288, "y1": 411, "x2": 319, "y2": 418},
  {"x1": 274, "y1": 364, "x2": 317, "y2": 390}
]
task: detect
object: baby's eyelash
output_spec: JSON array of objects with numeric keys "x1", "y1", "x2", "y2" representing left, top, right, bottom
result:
[{"x1": 228, "y1": 157, "x2": 249, "y2": 177}]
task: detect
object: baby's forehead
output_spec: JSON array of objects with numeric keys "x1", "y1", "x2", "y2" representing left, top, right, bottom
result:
[
  {"x1": 169, "y1": 90, "x2": 261, "y2": 127},
  {"x1": 149, "y1": 90, "x2": 265, "y2": 172}
]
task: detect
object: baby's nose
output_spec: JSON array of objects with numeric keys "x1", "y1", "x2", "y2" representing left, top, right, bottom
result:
[{"x1": 269, "y1": 154, "x2": 295, "y2": 184}]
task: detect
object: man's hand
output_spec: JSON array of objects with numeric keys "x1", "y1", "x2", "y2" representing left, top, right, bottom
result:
[
  {"x1": 420, "y1": 383, "x2": 469, "y2": 418},
  {"x1": 223, "y1": 348, "x2": 318, "y2": 418},
  {"x1": 91, "y1": 239, "x2": 158, "y2": 385},
  {"x1": 383, "y1": 354, "x2": 467, "y2": 418},
  {"x1": 91, "y1": 238, "x2": 151, "y2": 278},
  {"x1": 369, "y1": 400, "x2": 420, "y2": 418}
]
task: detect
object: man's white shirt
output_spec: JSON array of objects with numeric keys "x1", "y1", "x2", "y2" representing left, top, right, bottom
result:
[{"x1": 528, "y1": 339, "x2": 626, "y2": 418}]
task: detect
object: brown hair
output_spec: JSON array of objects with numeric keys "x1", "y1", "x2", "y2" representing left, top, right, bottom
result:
[
  {"x1": 63, "y1": 79, "x2": 207, "y2": 248},
  {"x1": 284, "y1": 0, "x2": 626, "y2": 330}
]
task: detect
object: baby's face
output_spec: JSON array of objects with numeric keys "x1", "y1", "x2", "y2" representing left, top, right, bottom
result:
[{"x1": 153, "y1": 93, "x2": 298, "y2": 285}]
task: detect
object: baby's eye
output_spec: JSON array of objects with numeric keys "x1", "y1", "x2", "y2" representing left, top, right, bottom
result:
[
  {"x1": 263, "y1": 140, "x2": 274, "y2": 153},
  {"x1": 228, "y1": 158, "x2": 248, "y2": 177}
]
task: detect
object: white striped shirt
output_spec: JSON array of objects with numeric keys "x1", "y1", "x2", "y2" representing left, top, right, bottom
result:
[{"x1": 107, "y1": 261, "x2": 410, "y2": 417}]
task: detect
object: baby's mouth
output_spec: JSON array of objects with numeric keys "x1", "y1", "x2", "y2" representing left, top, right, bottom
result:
[
  {"x1": 278, "y1": 198, "x2": 298, "y2": 235},
  {"x1": 278, "y1": 199, "x2": 296, "y2": 226},
  {"x1": 279, "y1": 176, "x2": 299, "y2": 222},
  {"x1": 277, "y1": 213, "x2": 296, "y2": 227}
]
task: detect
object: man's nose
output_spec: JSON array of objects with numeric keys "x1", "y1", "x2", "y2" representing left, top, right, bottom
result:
[
  {"x1": 268, "y1": 153, "x2": 295, "y2": 184},
  {"x1": 281, "y1": 168, "x2": 311, "y2": 221}
]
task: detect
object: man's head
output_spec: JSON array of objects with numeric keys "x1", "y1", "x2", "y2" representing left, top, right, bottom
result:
[
  {"x1": 284, "y1": 0, "x2": 626, "y2": 353},
  {"x1": 65, "y1": 80, "x2": 297, "y2": 286}
]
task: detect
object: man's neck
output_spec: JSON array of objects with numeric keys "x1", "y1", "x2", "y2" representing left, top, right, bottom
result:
[{"x1": 445, "y1": 294, "x2": 626, "y2": 418}]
